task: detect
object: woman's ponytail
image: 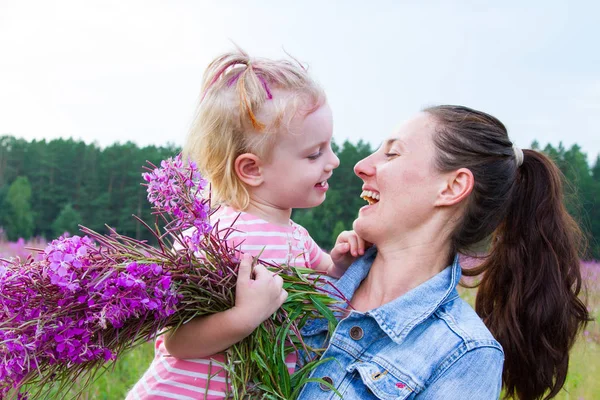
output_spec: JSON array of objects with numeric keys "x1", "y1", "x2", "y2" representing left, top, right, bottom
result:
[{"x1": 474, "y1": 150, "x2": 589, "y2": 399}]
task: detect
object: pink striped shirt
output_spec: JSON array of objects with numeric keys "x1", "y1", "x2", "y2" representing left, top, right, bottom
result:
[{"x1": 127, "y1": 206, "x2": 324, "y2": 399}]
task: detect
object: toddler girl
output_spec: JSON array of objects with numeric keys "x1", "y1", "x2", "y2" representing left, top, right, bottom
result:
[{"x1": 127, "y1": 49, "x2": 354, "y2": 399}]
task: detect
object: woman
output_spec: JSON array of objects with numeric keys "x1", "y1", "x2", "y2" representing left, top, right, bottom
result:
[{"x1": 292, "y1": 105, "x2": 589, "y2": 399}]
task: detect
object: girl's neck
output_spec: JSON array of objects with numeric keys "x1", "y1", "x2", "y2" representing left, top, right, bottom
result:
[{"x1": 240, "y1": 200, "x2": 292, "y2": 226}]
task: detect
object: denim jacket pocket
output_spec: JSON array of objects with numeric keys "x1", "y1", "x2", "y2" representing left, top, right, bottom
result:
[{"x1": 347, "y1": 361, "x2": 413, "y2": 400}]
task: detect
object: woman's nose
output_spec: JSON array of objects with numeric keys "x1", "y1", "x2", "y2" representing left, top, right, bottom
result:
[{"x1": 354, "y1": 154, "x2": 374, "y2": 179}]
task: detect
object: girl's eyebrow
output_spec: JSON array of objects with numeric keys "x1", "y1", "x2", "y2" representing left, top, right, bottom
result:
[
  {"x1": 302, "y1": 140, "x2": 327, "y2": 154},
  {"x1": 309, "y1": 139, "x2": 330, "y2": 149}
]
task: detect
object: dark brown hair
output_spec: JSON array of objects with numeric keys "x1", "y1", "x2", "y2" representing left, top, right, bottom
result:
[{"x1": 425, "y1": 105, "x2": 590, "y2": 400}]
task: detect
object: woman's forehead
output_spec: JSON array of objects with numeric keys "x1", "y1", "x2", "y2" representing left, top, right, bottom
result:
[{"x1": 380, "y1": 114, "x2": 436, "y2": 148}]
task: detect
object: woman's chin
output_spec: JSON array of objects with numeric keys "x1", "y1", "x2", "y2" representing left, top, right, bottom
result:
[{"x1": 353, "y1": 218, "x2": 377, "y2": 245}]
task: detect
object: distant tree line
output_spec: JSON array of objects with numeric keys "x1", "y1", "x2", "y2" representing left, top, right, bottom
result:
[
  {"x1": 0, "y1": 136, "x2": 177, "y2": 246},
  {"x1": 1, "y1": 135, "x2": 599, "y2": 258}
]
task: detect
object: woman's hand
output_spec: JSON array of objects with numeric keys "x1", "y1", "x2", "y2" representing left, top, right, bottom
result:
[{"x1": 232, "y1": 254, "x2": 289, "y2": 331}]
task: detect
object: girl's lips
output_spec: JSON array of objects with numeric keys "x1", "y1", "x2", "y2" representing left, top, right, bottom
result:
[{"x1": 314, "y1": 181, "x2": 329, "y2": 192}]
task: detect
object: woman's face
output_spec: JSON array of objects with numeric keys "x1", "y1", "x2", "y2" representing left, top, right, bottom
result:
[{"x1": 353, "y1": 112, "x2": 447, "y2": 244}]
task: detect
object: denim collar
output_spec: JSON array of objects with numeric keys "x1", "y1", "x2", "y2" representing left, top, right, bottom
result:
[{"x1": 306, "y1": 246, "x2": 462, "y2": 344}]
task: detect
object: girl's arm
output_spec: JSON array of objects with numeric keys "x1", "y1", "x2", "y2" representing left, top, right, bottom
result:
[
  {"x1": 313, "y1": 230, "x2": 369, "y2": 278},
  {"x1": 164, "y1": 254, "x2": 288, "y2": 359}
]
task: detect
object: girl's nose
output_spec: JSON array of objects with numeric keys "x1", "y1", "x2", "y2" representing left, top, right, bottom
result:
[
  {"x1": 331, "y1": 152, "x2": 340, "y2": 169},
  {"x1": 325, "y1": 151, "x2": 340, "y2": 172}
]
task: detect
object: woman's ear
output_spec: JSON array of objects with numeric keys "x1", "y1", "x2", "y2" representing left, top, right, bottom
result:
[
  {"x1": 234, "y1": 153, "x2": 264, "y2": 187},
  {"x1": 435, "y1": 168, "x2": 474, "y2": 206}
]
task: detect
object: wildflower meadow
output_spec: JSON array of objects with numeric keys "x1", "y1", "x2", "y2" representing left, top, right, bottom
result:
[{"x1": 1, "y1": 238, "x2": 598, "y2": 399}]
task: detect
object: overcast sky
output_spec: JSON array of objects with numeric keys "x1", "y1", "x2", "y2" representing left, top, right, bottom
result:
[{"x1": 1, "y1": 0, "x2": 599, "y2": 163}]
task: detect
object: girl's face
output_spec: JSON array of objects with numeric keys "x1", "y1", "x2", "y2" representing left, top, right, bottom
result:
[
  {"x1": 257, "y1": 103, "x2": 340, "y2": 210},
  {"x1": 352, "y1": 112, "x2": 447, "y2": 244}
]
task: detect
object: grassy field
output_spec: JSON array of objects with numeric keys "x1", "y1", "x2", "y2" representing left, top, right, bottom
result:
[{"x1": 2, "y1": 238, "x2": 599, "y2": 399}]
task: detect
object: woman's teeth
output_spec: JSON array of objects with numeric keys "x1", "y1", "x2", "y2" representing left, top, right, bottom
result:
[
  {"x1": 360, "y1": 190, "x2": 380, "y2": 205},
  {"x1": 318, "y1": 181, "x2": 326, "y2": 187}
]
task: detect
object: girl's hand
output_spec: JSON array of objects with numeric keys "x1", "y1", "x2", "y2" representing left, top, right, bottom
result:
[
  {"x1": 330, "y1": 230, "x2": 370, "y2": 272},
  {"x1": 232, "y1": 254, "x2": 288, "y2": 331}
]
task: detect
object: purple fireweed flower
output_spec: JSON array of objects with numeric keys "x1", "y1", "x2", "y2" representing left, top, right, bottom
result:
[
  {"x1": 42, "y1": 234, "x2": 96, "y2": 293},
  {"x1": 142, "y1": 154, "x2": 212, "y2": 247},
  {"x1": 0, "y1": 250, "x2": 180, "y2": 397}
]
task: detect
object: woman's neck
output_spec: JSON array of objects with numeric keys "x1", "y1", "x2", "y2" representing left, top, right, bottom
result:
[
  {"x1": 241, "y1": 199, "x2": 292, "y2": 226},
  {"x1": 352, "y1": 239, "x2": 452, "y2": 312}
]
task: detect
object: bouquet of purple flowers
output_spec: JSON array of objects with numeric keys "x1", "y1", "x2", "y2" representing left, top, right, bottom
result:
[{"x1": 0, "y1": 155, "x2": 343, "y2": 399}]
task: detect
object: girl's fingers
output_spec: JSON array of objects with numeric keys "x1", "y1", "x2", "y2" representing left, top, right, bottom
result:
[
  {"x1": 237, "y1": 254, "x2": 253, "y2": 284},
  {"x1": 330, "y1": 243, "x2": 349, "y2": 263},
  {"x1": 357, "y1": 235, "x2": 366, "y2": 255},
  {"x1": 348, "y1": 234, "x2": 360, "y2": 257},
  {"x1": 279, "y1": 289, "x2": 289, "y2": 304},
  {"x1": 252, "y1": 263, "x2": 269, "y2": 280},
  {"x1": 273, "y1": 274, "x2": 284, "y2": 287},
  {"x1": 335, "y1": 230, "x2": 371, "y2": 257},
  {"x1": 335, "y1": 242, "x2": 350, "y2": 254}
]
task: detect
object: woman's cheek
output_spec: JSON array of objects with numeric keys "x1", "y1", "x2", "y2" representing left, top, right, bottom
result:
[{"x1": 399, "y1": 167, "x2": 429, "y2": 186}]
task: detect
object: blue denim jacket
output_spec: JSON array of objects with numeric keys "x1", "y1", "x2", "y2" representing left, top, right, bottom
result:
[{"x1": 297, "y1": 247, "x2": 504, "y2": 399}]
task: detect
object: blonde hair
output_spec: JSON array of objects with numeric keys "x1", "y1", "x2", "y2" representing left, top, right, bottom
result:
[{"x1": 183, "y1": 48, "x2": 326, "y2": 210}]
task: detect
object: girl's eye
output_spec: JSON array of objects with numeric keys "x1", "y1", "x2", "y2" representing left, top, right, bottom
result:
[
  {"x1": 308, "y1": 151, "x2": 322, "y2": 160},
  {"x1": 385, "y1": 153, "x2": 399, "y2": 158}
]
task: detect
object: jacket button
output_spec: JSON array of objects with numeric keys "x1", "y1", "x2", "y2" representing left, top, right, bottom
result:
[
  {"x1": 319, "y1": 376, "x2": 334, "y2": 391},
  {"x1": 350, "y1": 326, "x2": 364, "y2": 340}
]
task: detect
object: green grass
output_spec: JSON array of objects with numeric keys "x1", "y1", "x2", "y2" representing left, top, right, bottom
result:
[
  {"x1": 72, "y1": 304, "x2": 599, "y2": 399},
  {"x1": 559, "y1": 339, "x2": 599, "y2": 399},
  {"x1": 47, "y1": 342, "x2": 155, "y2": 400},
  {"x1": 84, "y1": 344, "x2": 155, "y2": 400}
]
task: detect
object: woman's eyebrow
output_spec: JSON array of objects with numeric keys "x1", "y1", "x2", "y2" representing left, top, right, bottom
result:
[
  {"x1": 383, "y1": 138, "x2": 406, "y2": 151},
  {"x1": 384, "y1": 138, "x2": 397, "y2": 148},
  {"x1": 377, "y1": 138, "x2": 395, "y2": 151}
]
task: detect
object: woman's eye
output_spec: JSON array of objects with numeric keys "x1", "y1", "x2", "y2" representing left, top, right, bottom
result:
[
  {"x1": 385, "y1": 153, "x2": 399, "y2": 157},
  {"x1": 308, "y1": 151, "x2": 322, "y2": 160}
]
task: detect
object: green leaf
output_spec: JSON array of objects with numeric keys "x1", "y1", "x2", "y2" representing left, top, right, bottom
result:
[{"x1": 309, "y1": 295, "x2": 338, "y2": 331}]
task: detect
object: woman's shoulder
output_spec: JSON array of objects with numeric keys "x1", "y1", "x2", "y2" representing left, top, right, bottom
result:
[
  {"x1": 434, "y1": 296, "x2": 502, "y2": 351},
  {"x1": 372, "y1": 297, "x2": 503, "y2": 394}
]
